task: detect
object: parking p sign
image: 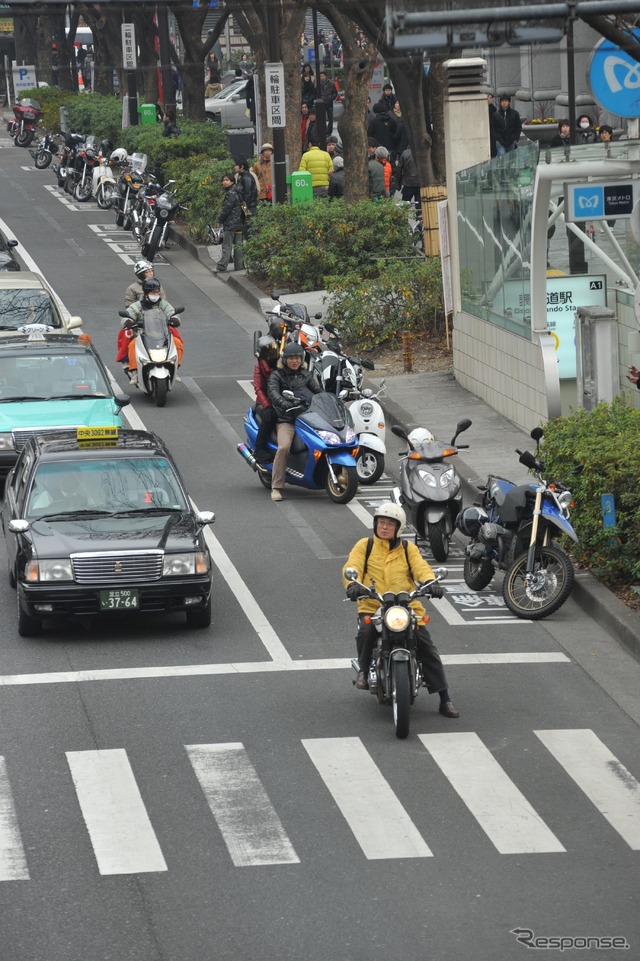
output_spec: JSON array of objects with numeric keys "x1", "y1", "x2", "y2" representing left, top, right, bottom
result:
[{"x1": 12, "y1": 64, "x2": 37, "y2": 95}]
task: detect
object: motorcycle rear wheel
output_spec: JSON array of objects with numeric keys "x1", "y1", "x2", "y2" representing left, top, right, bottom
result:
[
  {"x1": 356, "y1": 449, "x2": 385, "y2": 485},
  {"x1": 392, "y1": 661, "x2": 410, "y2": 739},
  {"x1": 153, "y1": 378, "x2": 168, "y2": 408},
  {"x1": 427, "y1": 518, "x2": 449, "y2": 561},
  {"x1": 463, "y1": 555, "x2": 494, "y2": 591},
  {"x1": 34, "y1": 149, "x2": 51, "y2": 169},
  {"x1": 74, "y1": 179, "x2": 93, "y2": 202},
  {"x1": 257, "y1": 468, "x2": 272, "y2": 490},
  {"x1": 15, "y1": 129, "x2": 34, "y2": 147},
  {"x1": 502, "y1": 545, "x2": 574, "y2": 620},
  {"x1": 325, "y1": 465, "x2": 358, "y2": 504}
]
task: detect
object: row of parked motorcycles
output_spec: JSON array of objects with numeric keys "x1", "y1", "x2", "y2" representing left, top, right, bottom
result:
[{"x1": 24, "y1": 123, "x2": 184, "y2": 263}]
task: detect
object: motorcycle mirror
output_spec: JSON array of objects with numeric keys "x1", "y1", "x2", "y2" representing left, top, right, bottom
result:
[
  {"x1": 572, "y1": 463, "x2": 585, "y2": 476},
  {"x1": 344, "y1": 567, "x2": 359, "y2": 581},
  {"x1": 314, "y1": 312, "x2": 323, "y2": 320},
  {"x1": 456, "y1": 418, "x2": 472, "y2": 432},
  {"x1": 113, "y1": 391, "x2": 130, "y2": 408},
  {"x1": 7, "y1": 239, "x2": 18, "y2": 248},
  {"x1": 339, "y1": 389, "x2": 349, "y2": 399},
  {"x1": 391, "y1": 424, "x2": 409, "y2": 441},
  {"x1": 517, "y1": 449, "x2": 539, "y2": 471},
  {"x1": 433, "y1": 567, "x2": 448, "y2": 580},
  {"x1": 323, "y1": 322, "x2": 336, "y2": 334},
  {"x1": 362, "y1": 388, "x2": 373, "y2": 398},
  {"x1": 172, "y1": 306, "x2": 185, "y2": 315},
  {"x1": 118, "y1": 310, "x2": 130, "y2": 318}
]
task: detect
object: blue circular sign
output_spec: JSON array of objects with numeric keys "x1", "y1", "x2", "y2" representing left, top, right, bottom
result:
[{"x1": 589, "y1": 34, "x2": 640, "y2": 117}]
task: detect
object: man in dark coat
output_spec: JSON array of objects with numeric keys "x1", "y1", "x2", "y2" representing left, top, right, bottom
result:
[
  {"x1": 376, "y1": 82, "x2": 397, "y2": 113},
  {"x1": 491, "y1": 94, "x2": 522, "y2": 155},
  {"x1": 216, "y1": 173, "x2": 244, "y2": 273},
  {"x1": 318, "y1": 70, "x2": 338, "y2": 135},
  {"x1": 367, "y1": 101, "x2": 398, "y2": 155}
]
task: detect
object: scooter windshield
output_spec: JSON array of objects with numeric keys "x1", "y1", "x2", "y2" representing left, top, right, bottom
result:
[
  {"x1": 140, "y1": 307, "x2": 169, "y2": 348},
  {"x1": 412, "y1": 439, "x2": 451, "y2": 462},
  {"x1": 298, "y1": 392, "x2": 353, "y2": 435}
]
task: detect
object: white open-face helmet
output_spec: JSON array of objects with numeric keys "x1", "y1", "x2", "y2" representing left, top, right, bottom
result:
[
  {"x1": 110, "y1": 147, "x2": 128, "y2": 164},
  {"x1": 134, "y1": 259, "x2": 153, "y2": 279},
  {"x1": 374, "y1": 502, "x2": 406, "y2": 536},
  {"x1": 408, "y1": 427, "x2": 435, "y2": 447}
]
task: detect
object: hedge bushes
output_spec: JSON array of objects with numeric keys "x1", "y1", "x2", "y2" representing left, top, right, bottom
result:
[{"x1": 540, "y1": 399, "x2": 640, "y2": 585}]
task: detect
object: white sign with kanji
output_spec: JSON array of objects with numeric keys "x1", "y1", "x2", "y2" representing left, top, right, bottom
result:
[
  {"x1": 264, "y1": 61, "x2": 286, "y2": 129},
  {"x1": 121, "y1": 23, "x2": 137, "y2": 72}
]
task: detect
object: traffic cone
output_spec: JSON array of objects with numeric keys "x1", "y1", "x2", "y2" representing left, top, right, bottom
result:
[{"x1": 78, "y1": 69, "x2": 85, "y2": 91}]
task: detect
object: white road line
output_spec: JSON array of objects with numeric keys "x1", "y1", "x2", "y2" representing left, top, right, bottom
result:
[
  {"x1": 237, "y1": 379, "x2": 254, "y2": 399},
  {"x1": 535, "y1": 729, "x2": 640, "y2": 849},
  {"x1": 66, "y1": 749, "x2": 167, "y2": 875},
  {"x1": 419, "y1": 732, "x2": 565, "y2": 854},
  {"x1": 303, "y1": 737, "x2": 432, "y2": 859},
  {"x1": 0, "y1": 758, "x2": 30, "y2": 880},
  {"x1": 0, "y1": 652, "x2": 571, "y2": 687},
  {"x1": 186, "y1": 743, "x2": 299, "y2": 866}
]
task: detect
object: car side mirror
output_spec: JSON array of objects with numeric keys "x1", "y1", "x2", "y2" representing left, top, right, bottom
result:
[
  {"x1": 7, "y1": 239, "x2": 18, "y2": 248},
  {"x1": 196, "y1": 510, "x2": 215, "y2": 526},
  {"x1": 67, "y1": 316, "x2": 83, "y2": 330},
  {"x1": 113, "y1": 391, "x2": 130, "y2": 408}
]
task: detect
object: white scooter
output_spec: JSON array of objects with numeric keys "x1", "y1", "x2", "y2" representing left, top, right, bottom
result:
[
  {"x1": 118, "y1": 306, "x2": 183, "y2": 408},
  {"x1": 348, "y1": 380, "x2": 387, "y2": 485},
  {"x1": 93, "y1": 148, "x2": 117, "y2": 209}
]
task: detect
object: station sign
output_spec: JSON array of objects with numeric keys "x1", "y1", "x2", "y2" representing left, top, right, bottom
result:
[
  {"x1": 589, "y1": 31, "x2": 640, "y2": 118},
  {"x1": 564, "y1": 181, "x2": 639, "y2": 223}
]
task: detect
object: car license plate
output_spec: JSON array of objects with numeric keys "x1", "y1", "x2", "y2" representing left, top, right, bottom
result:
[{"x1": 99, "y1": 588, "x2": 139, "y2": 611}]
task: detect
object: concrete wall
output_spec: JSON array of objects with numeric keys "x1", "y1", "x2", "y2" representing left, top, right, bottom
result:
[
  {"x1": 616, "y1": 289, "x2": 640, "y2": 411},
  {"x1": 453, "y1": 310, "x2": 548, "y2": 429}
]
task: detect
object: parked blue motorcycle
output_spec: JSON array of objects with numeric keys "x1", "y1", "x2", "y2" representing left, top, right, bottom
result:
[
  {"x1": 238, "y1": 391, "x2": 359, "y2": 503},
  {"x1": 455, "y1": 427, "x2": 579, "y2": 620}
]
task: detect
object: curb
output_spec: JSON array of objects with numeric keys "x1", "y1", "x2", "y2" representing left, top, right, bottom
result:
[{"x1": 172, "y1": 225, "x2": 640, "y2": 664}]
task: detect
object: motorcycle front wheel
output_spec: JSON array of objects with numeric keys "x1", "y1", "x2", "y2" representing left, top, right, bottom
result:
[
  {"x1": 356, "y1": 449, "x2": 385, "y2": 485},
  {"x1": 325, "y1": 465, "x2": 358, "y2": 504},
  {"x1": 142, "y1": 225, "x2": 161, "y2": 262},
  {"x1": 427, "y1": 519, "x2": 449, "y2": 561},
  {"x1": 152, "y1": 378, "x2": 168, "y2": 408},
  {"x1": 74, "y1": 178, "x2": 93, "y2": 202},
  {"x1": 96, "y1": 182, "x2": 114, "y2": 209},
  {"x1": 15, "y1": 129, "x2": 34, "y2": 147},
  {"x1": 463, "y1": 555, "x2": 494, "y2": 591},
  {"x1": 391, "y1": 661, "x2": 410, "y2": 739},
  {"x1": 34, "y1": 149, "x2": 51, "y2": 169},
  {"x1": 502, "y1": 545, "x2": 574, "y2": 620}
]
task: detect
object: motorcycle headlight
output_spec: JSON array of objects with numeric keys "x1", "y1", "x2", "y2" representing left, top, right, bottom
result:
[
  {"x1": 558, "y1": 491, "x2": 572, "y2": 510},
  {"x1": 418, "y1": 469, "x2": 437, "y2": 487},
  {"x1": 318, "y1": 430, "x2": 341, "y2": 445},
  {"x1": 0, "y1": 432, "x2": 15, "y2": 450},
  {"x1": 345, "y1": 428, "x2": 356, "y2": 444},
  {"x1": 149, "y1": 349, "x2": 167, "y2": 362},
  {"x1": 440, "y1": 468, "x2": 455, "y2": 487},
  {"x1": 25, "y1": 558, "x2": 73, "y2": 582},
  {"x1": 384, "y1": 606, "x2": 411, "y2": 632},
  {"x1": 159, "y1": 208, "x2": 169, "y2": 219}
]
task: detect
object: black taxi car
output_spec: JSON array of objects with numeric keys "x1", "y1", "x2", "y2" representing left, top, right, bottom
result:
[{"x1": 1, "y1": 428, "x2": 215, "y2": 636}]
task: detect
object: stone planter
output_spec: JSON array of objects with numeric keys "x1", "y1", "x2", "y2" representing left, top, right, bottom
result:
[{"x1": 521, "y1": 123, "x2": 558, "y2": 145}]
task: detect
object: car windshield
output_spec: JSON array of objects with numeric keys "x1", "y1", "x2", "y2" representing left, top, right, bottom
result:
[
  {"x1": 0, "y1": 289, "x2": 59, "y2": 328},
  {"x1": 0, "y1": 352, "x2": 110, "y2": 401},
  {"x1": 26, "y1": 457, "x2": 188, "y2": 517},
  {"x1": 211, "y1": 81, "x2": 246, "y2": 100}
]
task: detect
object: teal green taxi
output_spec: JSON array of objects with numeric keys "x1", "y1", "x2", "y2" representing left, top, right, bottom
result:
[{"x1": 0, "y1": 331, "x2": 129, "y2": 478}]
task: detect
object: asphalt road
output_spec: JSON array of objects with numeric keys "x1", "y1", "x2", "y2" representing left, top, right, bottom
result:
[{"x1": 1, "y1": 133, "x2": 639, "y2": 961}]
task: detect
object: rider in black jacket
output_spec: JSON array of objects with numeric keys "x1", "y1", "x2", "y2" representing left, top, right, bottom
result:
[{"x1": 267, "y1": 341, "x2": 322, "y2": 501}]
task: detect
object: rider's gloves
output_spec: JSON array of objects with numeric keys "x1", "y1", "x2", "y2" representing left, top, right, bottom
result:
[
  {"x1": 346, "y1": 583, "x2": 363, "y2": 601},
  {"x1": 427, "y1": 582, "x2": 443, "y2": 599}
]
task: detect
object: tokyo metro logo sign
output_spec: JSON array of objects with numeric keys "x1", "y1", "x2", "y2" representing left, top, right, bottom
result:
[{"x1": 589, "y1": 32, "x2": 640, "y2": 117}]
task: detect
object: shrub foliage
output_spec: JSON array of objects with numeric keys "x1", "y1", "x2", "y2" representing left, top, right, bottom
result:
[{"x1": 540, "y1": 399, "x2": 640, "y2": 585}]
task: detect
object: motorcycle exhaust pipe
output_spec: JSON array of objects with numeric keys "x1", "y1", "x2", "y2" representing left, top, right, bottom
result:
[{"x1": 236, "y1": 443, "x2": 258, "y2": 472}]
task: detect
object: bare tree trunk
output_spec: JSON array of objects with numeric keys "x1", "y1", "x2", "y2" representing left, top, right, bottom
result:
[
  {"x1": 78, "y1": 5, "x2": 120, "y2": 95},
  {"x1": 172, "y1": 5, "x2": 229, "y2": 121},
  {"x1": 389, "y1": 58, "x2": 435, "y2": 186}
]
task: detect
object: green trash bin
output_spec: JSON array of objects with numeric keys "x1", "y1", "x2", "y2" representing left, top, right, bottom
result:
[
  {"x1": 290, "y1": 170, "x2": 313, "y2": 205},
  {"x1": 138, "y1": 103, "x2": 157, "y2": 126}
]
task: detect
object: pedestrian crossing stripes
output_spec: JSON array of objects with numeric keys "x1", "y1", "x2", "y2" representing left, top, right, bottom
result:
[{"x1": 0, "y1": 730, "x2": 637, "y2": 879}]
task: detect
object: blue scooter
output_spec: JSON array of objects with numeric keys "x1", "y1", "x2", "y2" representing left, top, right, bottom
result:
[{"x1": 238, "y1": 391, "x2": 359, "y2": 503}]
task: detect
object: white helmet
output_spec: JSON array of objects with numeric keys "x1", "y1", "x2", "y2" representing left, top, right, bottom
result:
[
  {"x1": 110, "y1": 147, "x2": 128, "y2": 164},
  {"x1": 408, "y1": 427, "x2": 434, "y2": 448},
  {"x1": 134, "y1": 259, "x2": 153, "y2": 278},
  {"x1": 374, "y1": 502, "x2": 406, "y2": 536}
]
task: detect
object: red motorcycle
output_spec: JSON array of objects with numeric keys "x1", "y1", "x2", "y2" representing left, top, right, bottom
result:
[
  {"x1": 7, "y1": 99, "x2": 42, "y2": 147},
  {"x1": 72, "y1": 136, "x2": 99, "y2": 202}
]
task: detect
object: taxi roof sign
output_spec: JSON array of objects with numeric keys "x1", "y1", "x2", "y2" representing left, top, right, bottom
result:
[{"x1": 76, "y1": 426, "x2": 119, "y2": 448}]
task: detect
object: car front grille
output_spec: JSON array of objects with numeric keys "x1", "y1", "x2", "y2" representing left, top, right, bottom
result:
[{"x1": 71, "y1": 550, "x2": 164, "y2": 583}]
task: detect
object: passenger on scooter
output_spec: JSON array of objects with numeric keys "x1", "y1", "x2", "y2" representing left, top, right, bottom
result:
[
  {"x1": 267, "y1": 340, "x2": 322, "y2": 502},
  {"x1": 342, "y1": 502, "x2": 460, "y2": 717},
  {"x1": 252, "y1": 335, "x2": 279, "y2": 468},
  {"x1": 122, "y1": 278, "x2": 183, "y2": 386},
  {"x1": 124, "y1": 259, "x2": 165, "y2": 307}
]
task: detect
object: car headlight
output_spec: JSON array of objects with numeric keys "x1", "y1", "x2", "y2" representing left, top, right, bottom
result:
[
  {"x1": 162, "y1": 552, "x2": 210, "y2": 576},
  {"x1": 318, "y1": 430, "x2": 341, "y2": 445},
  {"x1": 418, "y1": 469, "x2": 437, "y2": 487},
  {"x1": 0, "y1": 432, "x2": 15, "y2": 451},
  {"x1": 441, "y1": 468, "x2": 455, "y2": 487},
  {"x1": 25, "y1": 558, "x2": 73, "y2": 582},
  {"x1": 384, "y1": 606, "x2": 411, "y2": 632}
]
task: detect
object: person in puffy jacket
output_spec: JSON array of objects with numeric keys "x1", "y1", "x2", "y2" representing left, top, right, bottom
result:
[
  {"x1": 252, "y1": 336, "x2": 278, "y2": 467},
  {"x1": 398, "y1": 146, "x2": 420, "y2": 208},
  {"x1": 267, "y1": 341, "x2": 322, "y2": 501},
  {"x1": 122, "y1": 278, "x2": 183, "y2": 386},
  {"x1": 299, "y1": 136, "x2": 333, "y2": 197},
  {"x1": 342, "y1": 502, "x2": 460, "y2": 717},
  {"x1": 216, "y1": 173, "x2": 244, "y2": 273}
]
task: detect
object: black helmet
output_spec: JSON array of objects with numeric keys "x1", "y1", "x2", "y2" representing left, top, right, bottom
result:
[
  {"x1": 257, "y1": 335, "x2": 277, "y2": 359},
  {"x1": 283, "y1": 341, "x2": 304, "y2": 360},
  {"x1": 455, "y1": 506, "x2": 488, "y2": 538},
  {"x1": 142, "y1": 277, "x2": 161, "y2": 296},
  {"x1": 99, "y1": 139, "x2": 114, "y2": 156}
]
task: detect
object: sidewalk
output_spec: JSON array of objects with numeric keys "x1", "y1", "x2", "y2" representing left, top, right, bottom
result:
[{"x1": 173, "y1": 229, "x2": 640, "y2": 662}]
